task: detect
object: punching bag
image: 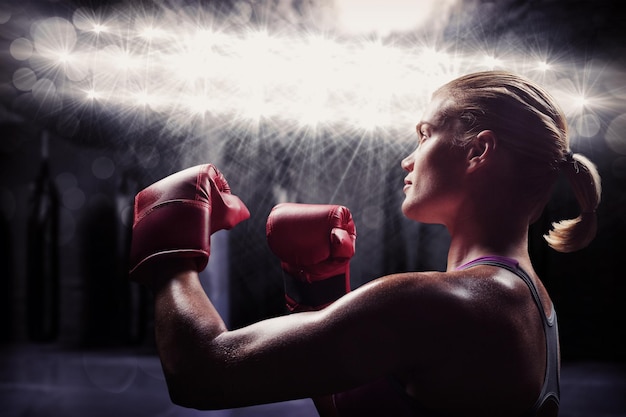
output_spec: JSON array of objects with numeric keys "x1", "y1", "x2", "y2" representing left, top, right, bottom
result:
[{"x1": 26, "y1": 130, "x2": 60, "y2": 342}]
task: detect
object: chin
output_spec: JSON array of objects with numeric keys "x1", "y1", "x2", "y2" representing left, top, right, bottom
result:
[
  {"x1": 402, "y1": 204, "x2": 441, "y2": 225},
  {"x1": 400, "y1": 201, "x2": 411, "y2": 217},
  {"x1": 401, "y1": 202, "x2": 420, "y2": 222}
]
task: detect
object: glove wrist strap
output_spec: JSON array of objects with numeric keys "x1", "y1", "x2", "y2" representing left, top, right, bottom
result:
[{"x1": 283, "y1": 272, "x2": 349, "y2": 311}]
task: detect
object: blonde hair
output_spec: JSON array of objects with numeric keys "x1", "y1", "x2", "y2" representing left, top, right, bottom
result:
[
  {"x1": 545, "y1": 152, "x2": 602, "y2": 252},
  {"x1": 435, "y1": 70, "x2": 602, "y2": 253}
]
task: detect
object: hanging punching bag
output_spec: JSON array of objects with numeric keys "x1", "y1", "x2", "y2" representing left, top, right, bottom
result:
[{"x1": 26, "y1": 130, "x2": 60, "y2": 342}]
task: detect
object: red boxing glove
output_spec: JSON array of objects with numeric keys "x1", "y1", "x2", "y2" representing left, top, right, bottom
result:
[
  {"x1": 129, "y1": 164, "x2": 250, "y2": 283},
  {"x1": 266, "y1": 203, "x2": 356, "y2": 311}
]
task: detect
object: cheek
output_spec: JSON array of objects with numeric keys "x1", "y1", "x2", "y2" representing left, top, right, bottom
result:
[
  {"x1": 402, "y1": 166, "x2": 456, "y2": 220},
  {"x1": 401, "y1": 189, "x2": 436, "y2": 223},
  {"x1": 401, "y1": 179, "x2": 430, "y2": 219}
]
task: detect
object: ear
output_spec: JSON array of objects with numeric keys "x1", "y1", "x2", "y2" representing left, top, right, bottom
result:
[{"x1": 466, "y1": 130, "x2": 497, "y2": 173}]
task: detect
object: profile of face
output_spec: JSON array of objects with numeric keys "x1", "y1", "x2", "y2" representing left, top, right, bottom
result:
[{"x1": 401, "y1": 94, "x2": 468, "y2": 226}]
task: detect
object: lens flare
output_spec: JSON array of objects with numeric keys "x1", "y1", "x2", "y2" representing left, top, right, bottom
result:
[{"x1": 0, "y1": 1, "x2": 620, "y2": 148}]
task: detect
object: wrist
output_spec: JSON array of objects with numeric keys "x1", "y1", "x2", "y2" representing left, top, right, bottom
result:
[
  {"x1": 139, "y1": 257, "x2": 200, "y2": 291},
  {"x1": 283, "y1": 271, "x2": 350, "y2": 312}
]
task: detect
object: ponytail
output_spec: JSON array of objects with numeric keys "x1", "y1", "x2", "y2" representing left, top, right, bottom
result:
[{"x1": 543, "y1": 151, "x2": 602, "y2": 252}]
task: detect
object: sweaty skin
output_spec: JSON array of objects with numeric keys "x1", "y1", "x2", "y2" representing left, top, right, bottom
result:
[{"x1": 151, "y1": 259, "x2": 547, "y2": 416}]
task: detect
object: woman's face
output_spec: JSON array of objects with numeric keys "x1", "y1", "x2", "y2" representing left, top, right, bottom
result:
[{"x1": 400, "y1": 95, "x2": 467, "y2": 225}]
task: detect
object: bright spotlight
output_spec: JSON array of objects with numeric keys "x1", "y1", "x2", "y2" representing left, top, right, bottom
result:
[
  {"x1": 92, "y1": 24, "x2": 107, "y2": 34},
  {"x1": 5, "y1": 2, "x2": 617, "y2": 138},
  {"x1": 574, "y1": 95, "x2": 588, "y2": 108},
  {"x1": 537, "y1": 61, "x2": 551, "y2": 72},
  {"x1": 85, "y1": 89, "x2": 101, "y2": 100},
  {"x1": 482, "y1": 55, "x2": 502, "y2": 69},
  {"x1": 139, "y1": 26, "x2": 165, "y2": 41},
  {"x1": 57, "y1": 51, "x2": 73, "y2": 64}
]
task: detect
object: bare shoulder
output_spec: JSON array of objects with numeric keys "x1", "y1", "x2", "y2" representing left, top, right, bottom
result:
[
  {"x1": 347, "y1": 267, "x2": 531, "y2": 317},
  {"x1": 330, "y1": 267, "x2": 540, "y2": 361},
  {"x1": 342, "y1": 268, "x2": 546, "y2": 414}
]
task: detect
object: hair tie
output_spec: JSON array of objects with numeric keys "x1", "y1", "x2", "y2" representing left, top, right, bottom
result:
[{"x1": 562, "y1": 150, "x2": 580, "y2": 173}]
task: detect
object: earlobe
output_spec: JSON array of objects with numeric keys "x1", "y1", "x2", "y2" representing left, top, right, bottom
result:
[{"x1": 467, "y1": 130, "x2": 496, "y2": 172}]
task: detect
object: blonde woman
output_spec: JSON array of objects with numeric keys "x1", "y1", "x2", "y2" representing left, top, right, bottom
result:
[{"x1": 129, "y1": 71, "x2": 601, "y2": 417}]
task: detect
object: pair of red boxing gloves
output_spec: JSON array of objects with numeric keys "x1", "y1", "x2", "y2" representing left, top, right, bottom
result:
[{"x1": 129, "y1": 164, "x2": 356, "y2": 312}]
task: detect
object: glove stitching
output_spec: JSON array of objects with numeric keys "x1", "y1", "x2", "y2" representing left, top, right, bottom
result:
[{"x1": 134, "y1": 199, "x2": 210, "y2": 225}]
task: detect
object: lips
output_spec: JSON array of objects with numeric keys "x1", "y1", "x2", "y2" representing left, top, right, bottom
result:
[{"x1": 403, "y1": 179, "x2": 412, "y2": 192}]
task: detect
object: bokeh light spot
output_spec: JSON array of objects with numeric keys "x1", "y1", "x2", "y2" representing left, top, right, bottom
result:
[
  {"x1": 361, "y1": 205, "x2": 384, "y2": 229},
  {"x1": 12, "y1": 68, "x2": 37, "y2": 92},
  {"x1": 605, "y1": 114, "x2": 626, "y2": 155},
  {"x1": 0, "y1": 9, "x2": 11, "y2": 24},
  {"x1": 10, "y1": 38, "x2": 33, "y2": 61},
  {"x1": 572, "y1": 113, "x2": 602, "y2": 138},
  {"x1": 56, "y1": 172, "x2": 78, "y2": 190},
  {"x1": 63, "y1": 186, "x2": 86, "y2": 210},
  {"x1": 31, "y1": 17, "x2": 77, "y2": 60},
  {"x1": 92, "y1": 156, "x2": 115, "y2": 179}
]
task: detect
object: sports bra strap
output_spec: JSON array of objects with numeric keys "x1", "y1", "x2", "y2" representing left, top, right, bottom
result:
[{"x1": 457, "y1": 256, "x2": 560, "y2": 416}]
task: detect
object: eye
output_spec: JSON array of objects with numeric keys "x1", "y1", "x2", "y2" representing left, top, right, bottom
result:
[
  {"x1": 418, "y1": 128, "x2": 429, "y2": 144},
  {"x1": 415, "y1": 123, "x2": 430, "y2": 147}
]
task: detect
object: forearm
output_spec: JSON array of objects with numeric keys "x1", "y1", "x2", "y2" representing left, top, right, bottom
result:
[
  {"x1": 127, "y1": 164, "x2": 253, "y2": 409},
  {"x1": 151, "y1": 259, "x2": 228, "y2": 408}
]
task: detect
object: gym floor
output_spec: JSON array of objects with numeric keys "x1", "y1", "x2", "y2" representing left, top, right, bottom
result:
[{"x1": 1, "y1": 344, "x2": 624, "y2": 417}]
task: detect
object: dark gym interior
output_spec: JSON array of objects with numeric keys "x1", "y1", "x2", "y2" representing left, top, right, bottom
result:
[{"x1": 1, "y1": 1, "x2": 625, "y2": 416}]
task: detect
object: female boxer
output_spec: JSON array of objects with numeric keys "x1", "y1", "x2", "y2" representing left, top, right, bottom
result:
[{"x1": 130, "y1": 71, "x2": 601, "y2": 417}]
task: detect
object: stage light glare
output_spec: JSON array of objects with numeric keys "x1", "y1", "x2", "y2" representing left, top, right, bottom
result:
[
  {"x1": 6, "y1": 3, "x2": 619, "y2": 140},
  {"x1": 57, "y1": 51, "x2": 73, "y2": 64},
  {"x1": 85, "y1": 89, "x2": 100, "y2": 100},
  {"x1": 92, "y1": 24, "x2": 107, "y2": 34},
  {"x1": 482, "y1": 55, "x2": 502, "y2": 69},
  {"x1": 574, "y1": 96, "x2": 588, "y2": 109},
  {"x1": 537, "y1": 61, "x2": 551, "y2": 72},
  {"x1": 187, "y1": 98, "x2": 211, "y2": 115},
  {"x1": 134, "y1": 92, "x2": 151, "y2": 106},
  {"x1": 113, "y1": 52, "x2": 136, "y2": 71},
  {"x1": 334, "y1": 0, "x2": 450, "y2": 36},
  {"x1": 139, "y1": 26, "x2": 164, "y2": 41}
]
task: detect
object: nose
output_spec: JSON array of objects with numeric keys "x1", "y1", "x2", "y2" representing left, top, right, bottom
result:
[{"x1": 401, "y1": 152, "x2": 414, "y2": 172}]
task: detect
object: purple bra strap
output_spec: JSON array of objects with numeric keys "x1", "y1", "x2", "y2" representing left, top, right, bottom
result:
[{"x1": 456, "y1": 255, "x2": 519, "y2": 271}]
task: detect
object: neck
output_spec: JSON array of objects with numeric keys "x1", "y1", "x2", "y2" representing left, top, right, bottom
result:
[{"x1": 445, "y1": 198, "x2": 532, "y2": 272}]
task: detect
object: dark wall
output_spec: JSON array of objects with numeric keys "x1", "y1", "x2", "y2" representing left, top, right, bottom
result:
[{"x1": 0, "y1": 123, "x2": 147, "y2": 346}]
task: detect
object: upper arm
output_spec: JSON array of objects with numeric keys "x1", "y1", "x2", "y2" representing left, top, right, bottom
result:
[{"x1": 187, "y1": 272, "x2": 474, "y2": 409}]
